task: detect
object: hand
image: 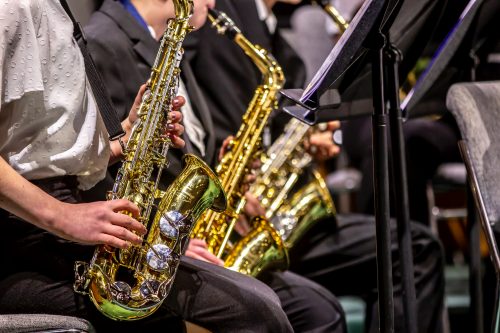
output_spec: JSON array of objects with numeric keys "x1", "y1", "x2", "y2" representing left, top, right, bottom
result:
[
  {"x1": 304, "y1": 121, "x2": 341, "y2": 162},
  {"x1": 243, "y1": 192, "x2": 266, "y2": 218},
  {"x1": 234, "y1": 193, "x2": 265, "y2": 236},
  {"x1": 185, "y1": 239, "x2": 224, "y2": 266},
  {"x1": 166, "y1": 96, "x2": 186, "y2": 148},
  {"x1": 49, "y1": 199, "x2": 147, "y2": 249},
  {"x1": 111, "y1": 85, "x2": 186, "y2": 162},
  {"x1": 218, "y1": 135, "x2": 234, "y2": 162}
]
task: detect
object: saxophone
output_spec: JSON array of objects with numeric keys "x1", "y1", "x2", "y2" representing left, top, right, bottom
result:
[
  {"x1": 250, "y1": 4, "x2": 349, "y2": 248},
  {"x1": 312, "y1": 0, "x2": 349, "y2": 33},
  {"x1": 191, "y1": 9, "x2": 287, "y2": 277},
  {"x1": 73, "y1": 1, "x2": 226, "y2": 321},
  {"x1": 250, "y1": 118, "x2": 336, "y2": 249}
]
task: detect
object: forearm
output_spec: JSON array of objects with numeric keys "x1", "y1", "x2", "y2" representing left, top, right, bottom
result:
[{"x1": 0, "y1": 156, "x2": 61, "y2": 229}]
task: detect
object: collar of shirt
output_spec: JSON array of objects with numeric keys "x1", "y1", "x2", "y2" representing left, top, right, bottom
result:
[
  {"x1": 120, "y1": 0, "x2": 150, "y2": 32},
  {"x1": 254, "y1": 0, "x2": 277, "y2": 34}
]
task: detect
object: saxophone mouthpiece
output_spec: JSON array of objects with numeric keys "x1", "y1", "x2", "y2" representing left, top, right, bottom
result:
[{"x1": 208, "y1": 8, "x2": 241, "y2": 39}]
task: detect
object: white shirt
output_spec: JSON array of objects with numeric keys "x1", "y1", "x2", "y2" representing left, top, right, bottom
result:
[
  {"x1": 147, "y1": 25, "x2": 206, "y2": 156},
  {"x1": 177, "y1": 79, "x2": 206, "y2": 156},
  {"x1": 0, "y1": 0, "x2": 110, "y2": 190},
  {"x1": 254, "y1": 0, "x2": 277, "y2": 34}
]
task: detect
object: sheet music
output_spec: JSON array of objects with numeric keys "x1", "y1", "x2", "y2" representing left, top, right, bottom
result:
[
  {"x1": 301, "y1": 0, "x2": 383, "y2": 102},
  {"x1": 400, "y1": 0, "x2": 480, "y2": 112}
]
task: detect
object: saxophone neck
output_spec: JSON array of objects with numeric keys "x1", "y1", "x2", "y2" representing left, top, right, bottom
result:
[
  {"x1": 312, "y1": 0, "x2": 349, "y2": 33},
  {"x1": 233, "y1": 35, "x2": 285, "y2": 90},
  {"x1": 174, "y1": 0, "x2": 194, "y2": 24},
  {"x1": 208, "y1": 8, "x2": 285, "y2": 90}
]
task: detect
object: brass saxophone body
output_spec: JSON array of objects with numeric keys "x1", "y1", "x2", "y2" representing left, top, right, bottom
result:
[
  {"x1": 250, "y1": 4, "x2": 349, "y2": 248},
  {"x1": 73, "y1": 1, "x2": 226, "y2": 321},
  {"x1": 250, "y1": 118, "x2": 336, "y2": 248},
  {"x1": 191, "y1": 9, "x2": 287, "y2": 277}
]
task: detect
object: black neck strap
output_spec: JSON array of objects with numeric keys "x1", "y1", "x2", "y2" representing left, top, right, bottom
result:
[{"x1": 60, "y1": 0, "x2": 125, "y2": 141}]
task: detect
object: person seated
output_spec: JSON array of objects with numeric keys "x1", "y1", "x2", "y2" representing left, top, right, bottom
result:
[
  {"x1": 83, "y1": 0, "x2": 346, "y2": 332},
  {"x1": 0, "y1": 1, "x2": 294, "y2": 332},
  {"x1": 187, "y1": 0, "x2": 447, "y2": 332}
]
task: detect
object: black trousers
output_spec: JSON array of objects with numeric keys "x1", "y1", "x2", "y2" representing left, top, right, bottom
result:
[
  {"x1": 0, "y1": 177, "x2": 293, "y2": 333},
  {"x1": 290, "y1": 213, "x2": 445, "y2": 333}
]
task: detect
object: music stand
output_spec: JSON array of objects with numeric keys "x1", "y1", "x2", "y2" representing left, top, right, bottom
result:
[
  {"x1": 400, "y1": 1, "x2": 487, "y2": 332},
  {"x1": 280, "y1": 1, "x2": 426, "y2": 332}
]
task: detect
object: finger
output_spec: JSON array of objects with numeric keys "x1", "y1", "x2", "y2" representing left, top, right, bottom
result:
[
  {"x1": 186, "y1": 250, "x2": 223, "y2": 265},
  {"x1": 243, "y1": 173, "x2": 256, "y2": 185},
  {"x1": 240, "y1": 184, "x2": 250, "y2": 194},
  {"x1": 218, "y1": 136, "x2": 234, "y2": 161},
  {"x1": 185, "y1": 250, "x2": 208, "y2": 262},
  {"x1": 97, "y1": 234, "x2": 130, "y2": 249},
  {"x1": 190, "y1": 247, "x2": 225, "y2": 266},
  {"x1": 133, "y1": 84, "x2": 148, "y2": 106},
  {"x1": 111, "y1": 213, "x2": 147, "y2": 235},
  {"x1": 189, "y1": 238, "x2": 208, "y2": 248},
  {"x1": 109, "y1": 199, "x2": 140, "y2": 218},
  {"x1": 250, "y1": 158, "x2": 262, "y2": 170},
  {"x1": 104, "y1": 224, "x2": 143, "y2": 245},
  {"x1": 310, "y1": 132, "x2": 333, "y2": 147},
  {"x1": 326, "y1": 121, "x2": 341, "y2": 131},
  {"x1": 166, "y1": 123, "x2": 184, "y2": 136},
  {"x1": 172, "y1": 96, "x2": 186, "y2": 110},
  {"x1": 330, "y1": 144, "x2": 341, "y2": 157},
  {"x1": 168, "y1": 111, "x2": 183, "y2": 123},
  {"x1": 170, "y1": 135, "x2": 186, "y2": 149}
]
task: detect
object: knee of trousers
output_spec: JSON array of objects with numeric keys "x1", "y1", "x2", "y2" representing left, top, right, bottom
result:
[
  {"x1": 236, "y1": 278, "x2": 294, "y2": 333},
  {"x1": 409, "y1": 223, "x2": 445, "y2": 282},
  {"x1": 267, "y1": 271, "x2": 346, "y2": 328}
]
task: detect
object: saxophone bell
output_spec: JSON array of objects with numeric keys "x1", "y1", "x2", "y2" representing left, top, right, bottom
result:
[{"x1": 73, "y1": 0, "x2": 227, "y2": 320}]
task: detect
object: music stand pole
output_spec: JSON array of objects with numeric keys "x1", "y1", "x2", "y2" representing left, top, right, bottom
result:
[
  {"x1": 385, "y1": 42, "x2": 418, "y2": 333},
  {"x1": 370, "y1": 30, "x2": 395, "y2": 333}
]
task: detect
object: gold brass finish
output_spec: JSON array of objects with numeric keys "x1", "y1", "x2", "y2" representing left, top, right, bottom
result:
[
  {"x1": 191, "y1": 9, "x2": 288, "y2": 277},
  {"x1": 272, "y1": 170, "x2": 336, "y2": 248},
  {"x1": 249, "y1": 4, "x2": 348, "y2": 248},
  {"x1": 73, "y1": 1, "x2": 226, "y2": 321},
  {"x1": 312, "y1": 0, "x2": 349, "y2": 32}
]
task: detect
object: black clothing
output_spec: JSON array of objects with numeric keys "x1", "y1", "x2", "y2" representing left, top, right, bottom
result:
[
  {"x1": 343, "y1": 0, "x2": 500, "y2": 225},
  {"x1": 83, "y1": 0, "x2": 218, "y2": 176},
  {"x1": 0, "y1": 177, "x2": 292, "y2": 333},
  {"x1": 186, "y1": 0, "x2": 306, "y2": 147},
  {"x1": 187, "y1": 0, "x2": 446, "y2": 331},
  {"x1": 291, "y1": 214, "x2": 445, "y2": 333},
  {"x1": 83, "y1": 2, "x2": 347, "y2": 332}
]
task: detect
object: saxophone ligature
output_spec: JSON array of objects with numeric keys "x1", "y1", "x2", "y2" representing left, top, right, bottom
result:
[
  {"x1": 73, "y1": 1, "x2": 226, "y2": 321},
  {"x1": 190, "y1": 8, "x2": 288, "y2": 277}
]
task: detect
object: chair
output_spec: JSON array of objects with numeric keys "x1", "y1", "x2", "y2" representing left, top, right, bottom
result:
[
  {"x1": 446, "y1": 80, "x2": 500, "y2": 333},
  {"x1": 0, "y1": 314, "x2": 95, "y2": 333}
]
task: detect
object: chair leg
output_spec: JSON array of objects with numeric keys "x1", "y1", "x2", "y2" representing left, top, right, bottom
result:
[
  {"x1": 468, "y1": 188, "x2": 484, "y2": 333},
  {"x1": 492, "y1": 277, "x2": 500, "y2": 333}
]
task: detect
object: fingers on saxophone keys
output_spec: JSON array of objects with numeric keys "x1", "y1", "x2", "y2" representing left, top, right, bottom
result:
[
  {"x1": 168, "y1": 111, "x2": 183, "y2": 123},
  {"x1": 172, "y1": 96, "x2": 186, "y2": 110},
  {"x1": 169, "y1": 134, "x2": 186, "y2": 149},
  {"x1": 113, "y1": 213, "x2": 147, "y2": 236},
  {"x1": 166, "y1": 123, "x2": 184, "y2": 136},
  {"x1": 106, "y1": 225, "x2": 143, "y2": 248},
  {"x1": 98, "y1": 234, "x2": 130, "y2": 250},
  {"x1": 110, "y1": 199, "x2": 140, "y2": 217}
]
